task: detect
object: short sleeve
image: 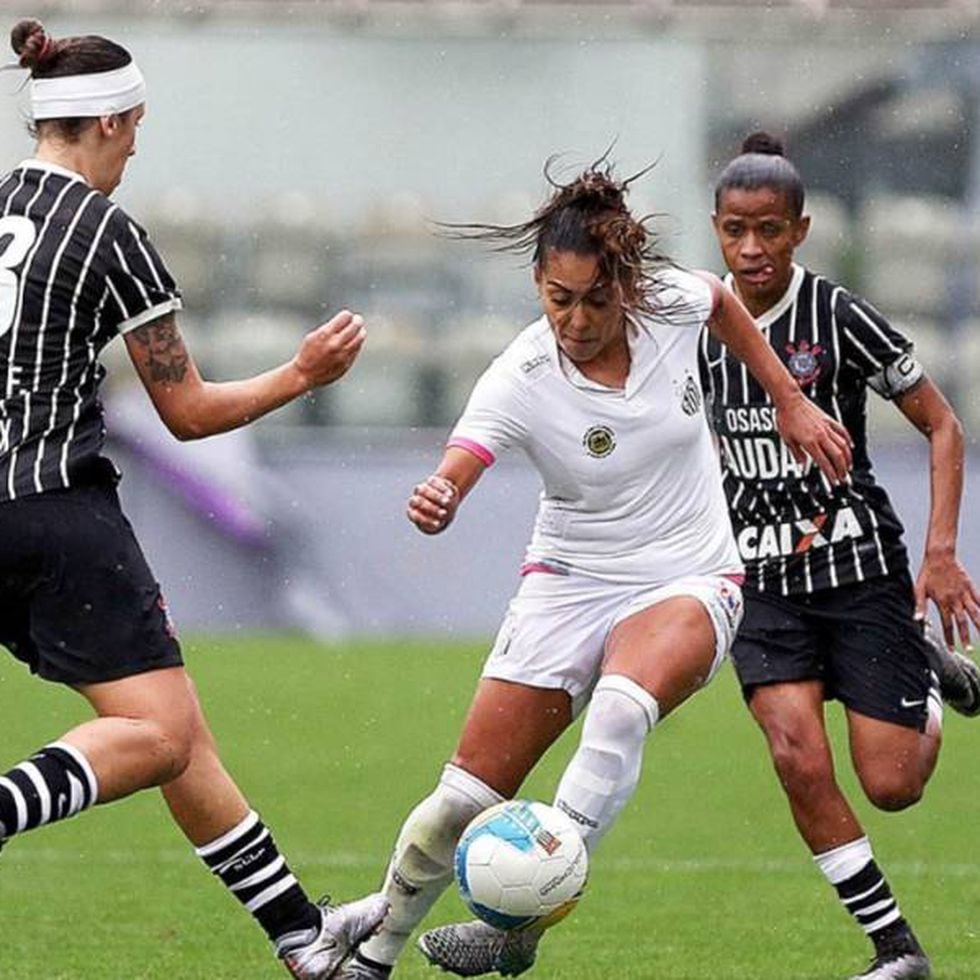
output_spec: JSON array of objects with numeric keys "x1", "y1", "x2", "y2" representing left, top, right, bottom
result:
[
  {"x1": 836, "y1": 291, "x2": 924, "y2": 400},
  {"x1": 649, "y1": 268, "x2": 715, "y2": 331},
  {"x1": 103, "y1": 217, "x2": 182, "y2": 335},
  {"x1": 447, "y1": 360, "x2": 530, "y2": 466}
]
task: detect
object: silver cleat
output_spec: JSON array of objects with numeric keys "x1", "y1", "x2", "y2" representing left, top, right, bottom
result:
[
  {"x1": 276, "y1": 893, "x2": 389, "y2": 979},
  {"x1": 849, "y1": 951, "x2": 932, "y2": 980},
  {"x1": 335, "y1": 952, "x2": 392, "y2": 979}
]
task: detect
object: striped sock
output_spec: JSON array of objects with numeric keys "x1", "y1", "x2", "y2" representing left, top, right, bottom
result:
[
  {"x1": 0, "y1": 742, "x2": 98, "y2": 839},
  {"x1": 815, "y1": 837, "x2": 909, "y2": 947},
  {"x1": 196, "y1": 810, "x2": 320, "y2": 943}
]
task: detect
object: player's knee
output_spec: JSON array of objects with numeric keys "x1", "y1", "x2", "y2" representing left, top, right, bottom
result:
[
  {"x1": 120, "y1": 716, "x2": 192, "y2": 785},
  {"x1": 860, "y1": 772, "x2": 924, "y2": 812},
  {"x1": 584, "y1": 676, "x2": 659, "y2": 748},
  {"x1": 767, "y1": 732, "x2": 834, "y2": 795},
  {"x1": 154, "y1": 719, "x2": 194, "y2": 781}
]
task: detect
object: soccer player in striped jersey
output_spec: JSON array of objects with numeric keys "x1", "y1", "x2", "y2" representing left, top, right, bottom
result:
[
  {"x1": 702, "y1": 131, "x2": 980, "y2": 980},
  {"x1": 336, "y1": 161, "x2": 852, "y2": 979},
  {"x1": 0, "y1": 19, "x2": 385, "y2": 977}
]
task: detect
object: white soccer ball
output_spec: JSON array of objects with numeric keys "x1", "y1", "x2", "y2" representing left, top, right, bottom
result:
[{"x1": 454, "y1": 800, "x2": 589, "y2": 931}]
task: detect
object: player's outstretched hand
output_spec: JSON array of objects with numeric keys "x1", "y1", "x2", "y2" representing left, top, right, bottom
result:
[
  {"x1": 916, "y1": 553, "x2": 980, "y2": 652},
  {"x1": 408, "y1": 474, "x2": 459, "y2": 535},
  {"x1": 293, "y1": 309, "x2": 366, "y2": 389},
  {"x1": 775, "y1": 390, "x2": 853, "y2": 485}
]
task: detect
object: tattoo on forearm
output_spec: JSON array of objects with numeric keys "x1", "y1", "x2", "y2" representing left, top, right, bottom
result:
[{"x1": 131, "y1": 314, "x2": 189, "y2": 384}]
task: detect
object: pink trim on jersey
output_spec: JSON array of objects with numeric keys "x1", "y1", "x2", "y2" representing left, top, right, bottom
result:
[
  {"x1": 447, "y1": 437, "x2": 495, "y2": 467},
  {"x1": 520, "y1": 562, "x2": 564, "y2": 576},
  {"x1": 723, "y1": 572, "x2": 746, "y2": 586}
]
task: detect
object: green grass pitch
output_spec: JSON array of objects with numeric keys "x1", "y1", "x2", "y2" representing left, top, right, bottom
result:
[{"x1": 0, "y1": 635, "x2": 977, "y2": 978}]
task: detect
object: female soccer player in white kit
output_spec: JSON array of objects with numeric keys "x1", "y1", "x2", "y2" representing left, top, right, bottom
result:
[{"x1": 339, "y1": 163, "x2": 853, "y2": 979}]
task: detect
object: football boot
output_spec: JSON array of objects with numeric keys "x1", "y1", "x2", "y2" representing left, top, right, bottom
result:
[{"x1": 276, "y1": 893, "x2": 389, "y2": 979}]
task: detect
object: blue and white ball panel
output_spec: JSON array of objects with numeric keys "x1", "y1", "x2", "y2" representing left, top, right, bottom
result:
[{"x1": 455, "y1": 800, "x2": 589, "y2": 931}]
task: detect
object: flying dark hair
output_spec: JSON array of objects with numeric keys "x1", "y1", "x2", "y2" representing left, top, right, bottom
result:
[
  {"x1": 10, "y1": 18, "x2": 133, "y2": 140},
  {"x1": 714, "y1": 131, "x2": 805, "y2": 218},
  {"x1": 443, "y1": 156, "x2": 672, "y2": 319}
]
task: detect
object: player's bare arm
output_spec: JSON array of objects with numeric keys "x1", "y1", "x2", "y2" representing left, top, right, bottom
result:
[
  {"x1": 125, "y1": 308, "x2": 366, "y2": 441},
  {"x1": 698, "y1": 269, "x2": 853, "y2": 484},
  {"x1": 408, "y1": 446, "x2": 486, "y2": 535},
  {"x1": 129, "y1": 313, "x2": 190, "y2": 384},
  {"x1": 895, "y1": 377, "x2": 980, "y2": 648}
]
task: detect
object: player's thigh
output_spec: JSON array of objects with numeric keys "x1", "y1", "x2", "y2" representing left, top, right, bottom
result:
[
  {"x1": 31, "y1": 481, "x2": 183, "y2": 685},
  {"x1": 453, "y1": 678, "x2": 573, "y2": 798},
  {"x1": 846, "y1": 708, "x2": 931, "y2": 806},
  {"x1": 730, "y1": 591, "x2": 824, "y2": 695},
  {"x1": 481, "y1": 571, "x2": 616, "y2": 716},
  {"x1": 826, "y1": 573, "x2": 932, "y2": 734},
  {"x1": 78, "y1": 665, "x2": 199, "y2": 736},
  {"x1": 604, "y1": 575, "x2": 742, "y2": 716}
]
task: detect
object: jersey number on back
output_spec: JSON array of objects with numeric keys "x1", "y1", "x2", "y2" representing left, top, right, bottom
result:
[{"x1": 0, "y1": 216, "x2": 38, "y2": 338}]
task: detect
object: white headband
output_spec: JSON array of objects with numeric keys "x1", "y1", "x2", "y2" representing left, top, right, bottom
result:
[{"x1": 30, "y1": 62, "x2": 145, "y2": 120}]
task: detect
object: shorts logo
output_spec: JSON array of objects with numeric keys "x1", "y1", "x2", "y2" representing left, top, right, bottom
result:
[
  {"x1": 785, "y1": 339, "x2": 824, "y2": 386},
  {"x1": 583, "y1": 425, "x2": 616, "y2": 458},
  {"x1": 717, "y1": 582, "x2": 742, "y2": 628},
  {"x1": 674, "y1": 372, "x2": 702, "y2": 416},
  {"x1": 157, "y1": 594, "x2": 178, "y2": 639}
]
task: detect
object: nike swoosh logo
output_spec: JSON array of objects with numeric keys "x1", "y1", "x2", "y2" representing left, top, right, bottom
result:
[{"x1": 900, "y1": 697, "x2": 926, "y2": 708}]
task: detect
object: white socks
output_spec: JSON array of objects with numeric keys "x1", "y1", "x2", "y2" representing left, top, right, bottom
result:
[
  {"x1": 359, "y1": 762, "x2": 503, "y2": 965},
  {"x1": 363, "y1": 675, "x2": 659, "y2": 966},
  {"x1": 553, "y1": 674, "x2": 659, "y2": 852}
]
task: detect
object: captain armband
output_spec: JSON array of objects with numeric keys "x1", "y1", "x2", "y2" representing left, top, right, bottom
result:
[{"x1": 867, "y1": 353, "x2": 925, "y2": 400}]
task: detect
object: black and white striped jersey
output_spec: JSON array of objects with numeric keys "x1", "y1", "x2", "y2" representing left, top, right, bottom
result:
[
  {"x1": 699, "y1": 264, "x2": 922, "y2": 596},
  {"x1": 0, "y1": 159, "x2": 180, "y2": 501}
]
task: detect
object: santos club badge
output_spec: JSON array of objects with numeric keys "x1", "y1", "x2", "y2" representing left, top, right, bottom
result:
[{"x1": 583, "y1": 425, "x2": 616, "y2": 458}]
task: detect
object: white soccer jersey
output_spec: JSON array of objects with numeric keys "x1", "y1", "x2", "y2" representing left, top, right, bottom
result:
[{"x1": 450, "y1": 269, "x2": 743, "y2": 586}]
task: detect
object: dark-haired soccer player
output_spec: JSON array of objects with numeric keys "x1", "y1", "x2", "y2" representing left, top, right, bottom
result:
[
  {"x1": 702, "y1": 131, "x2": 980, "y2": 980},
  {"x1": 0, "y1": 18, "x2": 385, "y2": 978},
  {"x1": 337, "y1": 158, "x2": 852, "y2": 979}
]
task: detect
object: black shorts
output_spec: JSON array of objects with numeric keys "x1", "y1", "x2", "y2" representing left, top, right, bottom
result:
[
  {"x1": 730, "y1": 571, "x2": 933, "y2": 731},
  {"x1": 0, "y1": 471, "x2": 183, "y2": 686}
]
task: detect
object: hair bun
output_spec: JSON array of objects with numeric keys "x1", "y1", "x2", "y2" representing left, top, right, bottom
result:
[
  {"x1": 741, "y1": 131, "x2": 784, "y2": 157},
  {"x1": 10, "y1": 18, "x2": 55, "y2": 70}
]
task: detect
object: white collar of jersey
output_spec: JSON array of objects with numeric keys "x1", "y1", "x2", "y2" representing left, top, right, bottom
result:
[
  {"x1": 724, "y1": 263, "x2": 805, "y2": 331},
  {"x1": 553, "y1": 319, "x2": 654, "y2": 397},
  {"x1": 19, "y1": 157, "x2": 88, "y2": 185},
  {"x1": 31, "y1": 62, "x2": 145, "y2": 121}
]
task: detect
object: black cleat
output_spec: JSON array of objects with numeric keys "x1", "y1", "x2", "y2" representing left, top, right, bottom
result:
[
  {"x1": 921, "y1": 621, "x2": 980, "y2": 717},
  {"x1": 418, "y1": 920, "x2": 540, "y2": 977}
]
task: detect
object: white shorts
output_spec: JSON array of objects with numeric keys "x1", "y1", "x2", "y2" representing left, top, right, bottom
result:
[{"x1": 482, "y1": 571, "x2": 744, "y2": 716}]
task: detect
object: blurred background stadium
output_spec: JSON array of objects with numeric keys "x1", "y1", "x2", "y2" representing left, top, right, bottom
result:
[{"x1": 2, "y1": 0, "x2": 978, "y2": 636}]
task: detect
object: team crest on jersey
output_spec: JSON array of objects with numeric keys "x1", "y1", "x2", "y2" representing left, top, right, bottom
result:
[
  {"x1": 674, "y1": 372, "x2": 702, "y2": 416},
  {"x1": 583, "y1": 424, "x2": 616, "y2": 458},
  {"x1": 785, "y1": 340, "x2": 824, "y2": 386}
]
